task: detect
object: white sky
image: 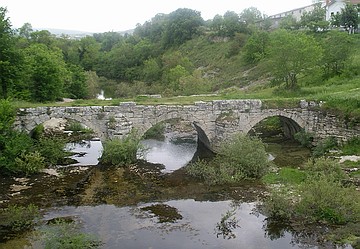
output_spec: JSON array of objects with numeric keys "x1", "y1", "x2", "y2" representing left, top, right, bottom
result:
[{"x1": 2, "y1": 0, "x2": 314, "y2": 33}]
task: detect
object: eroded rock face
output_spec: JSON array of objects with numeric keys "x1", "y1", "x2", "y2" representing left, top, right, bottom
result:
[{"x1": 42, "y1": 118, "x2": 67, "y2": 134}]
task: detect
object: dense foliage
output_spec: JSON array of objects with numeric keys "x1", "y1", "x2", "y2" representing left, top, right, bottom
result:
[
  {"x1": 186, "y1": 134, "x2": 271, "y2": 184},
  {"x1": 0, "y1": 99, "x2": 70, "y2": 175},
  {"x1": 0, "y1": 4, "x2": 359, "y2": 103},
  {"x1": 99, "y1": 131, "x2": 142, "y2": 167}
]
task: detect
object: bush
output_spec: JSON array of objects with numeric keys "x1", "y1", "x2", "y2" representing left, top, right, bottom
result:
[
  {"x1": 0, "y1": 131, "x2": 34, "y2": 175},
  {"x1": 186, "y1": 134, "x2": 270, "y2": 184},
  {"x1": 100, "y1": 131, "x2": 142, "y2": 166},
  {"x1": 340, "y1": 137, "x2": 360, "y2": 156},
  {"x1": 217, "y1": 134, "x2": 270, "y2": 179},
  {"x1": 15, "y1": 151, "x2": 46, "y2": 175},
  {"x1": 296, "y1": 175, "x2": 360, "y2": 225},
  {"x1": 142, "y1": 122, "x2": 165, "y2": 140},
  {"x1": 264, "y1": 175, "x2": 360, "y2": 226},
  {"x1": 304, "y1": 157, "x2": 347, "y2": 182},
  {"x1": 35, "y1": 137, "x2": 69, "y2": 166},
  {"x1": 0, "y1": 204, "x2": 40, "y2": 234},
  {"x1": 312, "y1": 136, "x2": 338, "y2": 157},
  {"x1": 294, "y1": 129, "x2": 314, "y2": 148}
]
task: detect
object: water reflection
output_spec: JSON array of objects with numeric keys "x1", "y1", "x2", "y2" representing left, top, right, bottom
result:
[
  {"x1": 65, "y1": 140, "x2": 103, "y2": 166},
  {"x1": 139, "y1": 139, "x2": 197, "y2": 172},
  {"x1": 39, "y1": 200, "x2": 327, "y2": 249}
]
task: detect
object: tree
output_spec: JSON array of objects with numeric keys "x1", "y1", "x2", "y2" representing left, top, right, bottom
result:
[
  {"x1": 142, "y1": 58, "x2": 162, "y2": 83},
  {"x1": 162, "y1": 8, "x2": 203, "y2": 47},
  {"x1": 340, "y1": 4, "x2": 359, "y2": 34},
  {"x1": 23, "y1": 44, "x2": 67, "y2": 102},
  {"x1": 279, "y1": 15, "x2": 299, "y2": 30},
  {"x1": 243, "y1": 31, "x2": 269, "y2": 64},
  {"x1": 0, "y1": 7, "x2": 23, "y2": 99},
  {"x1": 18, "y1": 22, "x2": 33, "y2": 39},
  {"x1": 222, "y1": 11, "x2": 241, "y2": 37},
  {"x1": 300, "y1": 3, "x2": 329, "y2": 31},
  {"x1": 321, "y1": 31, "x2": 354, "y2": 78},
  {"x1": 84, "y1": 71, "x2": 100, "y2": 99},
  {"x1": 267, "y1": 30, "x2": 323, "y2": 90},
  {"x1": 239, "y1": 7, "x2": 263, "y2": 27},
  {"x1": 64, "y1": 64, "x2": 88, "y2": 99}
]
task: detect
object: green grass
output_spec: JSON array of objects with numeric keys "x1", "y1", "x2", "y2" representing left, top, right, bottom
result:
[{"x1": 262, "y1": 167, "x2": 307, "y2": 185}]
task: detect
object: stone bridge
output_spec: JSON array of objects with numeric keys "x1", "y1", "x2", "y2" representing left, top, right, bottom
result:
[{"x1": 14, "y1": 100, "x2": 359, "y2": 145}]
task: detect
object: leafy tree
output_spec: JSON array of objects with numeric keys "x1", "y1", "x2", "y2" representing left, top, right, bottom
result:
[
  {"x1": 162, "y1": 8, "x2": 203, "y2": 47},
  {"x1": 210, "y1": 14, "x2": 224, "y2": 34},
  {"x1": 221, "y1": 11, "x2": 241, "y2": 37},
  {"x1": 23, "y1": 44, "x2": 67, "y2": 102},
  {"x1": 30, "y1": 30, "x2": 56, "y2": 47},
  {"x1": 64, "y1": 64, "x2": 88, "y2": 99},
  {"x1": 0, "y1": 7, "x2": 23, "y2": 99},
  {"x1": 93, "y1": 31, "x2": 124, "y2": 52},
  {"x1": 84, "y1": 71, "x2": 101, "y2": 99},
  {"x1": 134, "y1": 13, "x2": 167, "y2": 44},
  {"x1": 240, "y1": 7, "x2": 263, "y2": 26},
  {"x1": 300, "y1": 3, "x2": 329, "y2": 32},
  {"x1": 279, "y1": 15, "x2": 299, "y2": 30},
  {"x1": 321, "y1": 31, "x2": 354, "y2": 78},
  {"x1": 243, "y1": 31, "x2": 269, "y2": 64},
  {"x1": 142, "y1": 58, "x2": 162, "y2": 83},
  {"x1": 162, "y1": 65, "x2": 190, "y2": 91},
  {"x1": 18, "y1": 22, "x2": 33, "y2": 39},
  {"x1": 161, "y1": 51, "x2": 193, "y2": 72},
  {"x1": 76, "y1": 36, "x2": 100, "y2": 71},
  {"x1": 340, "y1": 3, "x2": 359, "y2": 34},
  {"x1": 266, "y1": 30, "x2": 323, "y2": 90},
  {"x1": 0, "y1": 98, "x2": 15, "y2": 136}
]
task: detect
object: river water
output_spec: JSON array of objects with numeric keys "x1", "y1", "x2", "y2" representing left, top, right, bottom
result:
[
  {"x1": 38, "y1": 200, "x2": 318, "y2": 249},
  {"x1": 139, "y1": 138, "x2": 197, "y2": 172},
  {"x1": 0, "y1": 137, "x2": 352, "y2": 248}
]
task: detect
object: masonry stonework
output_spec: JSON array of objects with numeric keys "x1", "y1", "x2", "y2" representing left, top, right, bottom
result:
[{"x1": 14, "y1": 100, "x2": 359, "y2": 146}]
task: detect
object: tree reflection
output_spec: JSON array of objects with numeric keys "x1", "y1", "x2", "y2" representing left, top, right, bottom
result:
[{"x1": 214, "y1": 207, "x2": 240, "y2": 239}]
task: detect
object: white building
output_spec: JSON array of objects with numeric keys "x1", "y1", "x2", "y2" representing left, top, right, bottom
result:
[
  {"x1": 325, "y1": 0, "x2": 360, "y2": 21},
  {"x1": 268, "y1": 0, "x2": 360, "y2": 27}
]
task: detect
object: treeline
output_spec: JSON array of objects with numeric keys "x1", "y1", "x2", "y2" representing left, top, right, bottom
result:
[{"x1": 0, "y1": 4, "x2": 359, "y2": 102}]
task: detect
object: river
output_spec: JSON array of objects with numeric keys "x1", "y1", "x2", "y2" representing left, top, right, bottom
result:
[{"x1": 0, "y1": 136, "x2": 352, "y2": 249}]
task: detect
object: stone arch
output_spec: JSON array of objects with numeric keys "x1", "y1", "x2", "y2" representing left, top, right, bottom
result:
[
  {"x1": 137, "y1": 108, "x2": 211, "y2": 140},
  {"x1": 245, "y1": 110, "x2": 305, "y2": 139}
]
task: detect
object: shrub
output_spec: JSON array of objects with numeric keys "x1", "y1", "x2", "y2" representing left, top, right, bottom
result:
[
  {"x1": 304, "y1": 157, "x2": 347, "y2": 182},
  {"x1": 35, "y1": 137, "x2": 69, "y2": 166},
  {"x1": 66, "y1": 120, "x2": 93, "y2": 134},
  {"x1": 0, "y1": 131, "x2": 34, "y2": 175},
  {"x1": 340, "y1": 137, "x2": 360, "y2": 156},
  {"x1": 0, "y1": 204, "x2": 40, "y2": 234},
  {"x1": 142, "y1": 122, "x2": 165, "y2": 140},
  {"x1": 264, "y1": 175, "x2": 360, "y2": 226},
  {"x1": 15, "y1": 151, "x2": 46, "y2": 175},
  {"x1": 100, "y1": 131, "x2": 142, "y2": 166},
  {"x1": 312, "y1": 136, "x2": 338, "y2": 157},
  {"x1": 186, "y1": 134, "x2": 270, "y2": 184},
  {"x1": 294, "y1": 129, "x2": 314, "y2": 148},
  {"x1": 262, "y1": 189, "x2": 293, "y2": 221},
  {"x1": 296, "y1": 175, "x2": 360, "y2": 225},
  {"x1": 217, "y1": 134, "x2": 270, "y2": 179}
]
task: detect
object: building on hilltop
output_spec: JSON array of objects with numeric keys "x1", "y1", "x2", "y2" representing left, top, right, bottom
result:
[
  {"x1": 325, "y1": 0, "x2": 360, "y2": 21},
  {"x1": 267, "y1": 0, "x2": 360, "y2": 28}
]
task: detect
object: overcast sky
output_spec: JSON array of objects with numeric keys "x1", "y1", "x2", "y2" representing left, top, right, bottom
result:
[{"x1": 2, "y1": 0, "x2": 314, "y2": 33}]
